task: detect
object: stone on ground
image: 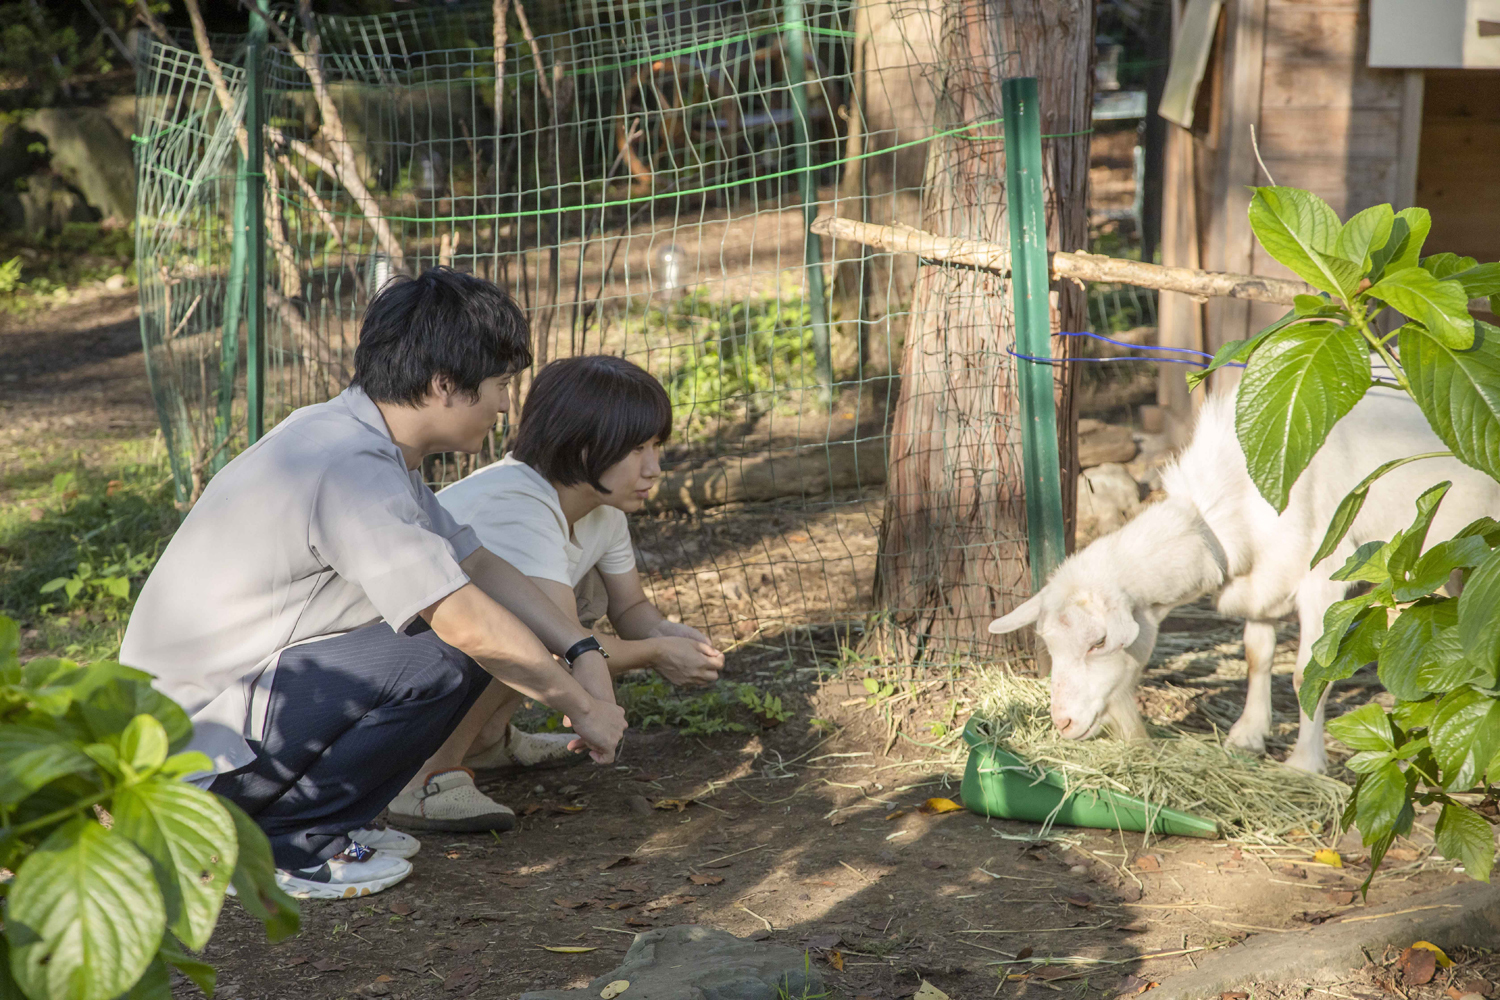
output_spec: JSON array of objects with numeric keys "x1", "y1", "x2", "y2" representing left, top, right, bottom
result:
[
  {"x1": 519, "y1": 925, "x2": 823, "y2": 1000},
  {"x1": 1075, "y1": 462, "x2": 1143, "y2": 547}
]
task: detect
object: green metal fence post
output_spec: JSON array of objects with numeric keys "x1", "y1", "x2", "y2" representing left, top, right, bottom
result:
[
  {"x1": 1001, "y1": 76, "x2": 1066, "y2": 591},
  {"x1": 783, "y1": 0, "x2": 833, "y2": 406},
  {"x1": 212, "y1": 143, "x2": 249, "y2": 472},
  {"x1": 245, "y1": 30, "x2": 266, "y2": 443}
]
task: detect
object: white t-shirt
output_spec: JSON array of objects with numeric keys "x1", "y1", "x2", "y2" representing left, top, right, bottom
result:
[{"x1": 437, "y1": 454, "x2": 636, "y2": 587}]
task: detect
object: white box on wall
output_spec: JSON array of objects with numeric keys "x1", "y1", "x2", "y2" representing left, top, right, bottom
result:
[{"x1": 1370, "y1": 0, "x2": 1500, "y2": 67}]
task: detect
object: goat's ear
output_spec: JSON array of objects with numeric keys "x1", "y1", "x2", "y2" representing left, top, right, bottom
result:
[
  {"x1": 989, "y1": 594, "x2": 1042, "y2": 634},
  {"x1": 1106, "y1": 607, "x2": 1141, "y2": 650}
]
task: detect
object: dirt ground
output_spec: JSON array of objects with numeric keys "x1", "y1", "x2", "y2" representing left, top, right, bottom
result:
[{"x1": 2, "y1": 209, "x2": 1490, "y2": 1000}]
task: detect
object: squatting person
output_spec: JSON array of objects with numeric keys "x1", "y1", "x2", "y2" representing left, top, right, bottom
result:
[
  {"x1": 429, "y1": 355, "x2": 724, "y2": 807},
  {"x1": 121, "y1": 268, "x2": 626, "y2": 899}
]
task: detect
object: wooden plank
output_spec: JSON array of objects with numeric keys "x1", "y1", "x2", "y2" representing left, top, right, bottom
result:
[
  {"x1": 1395, "y1": 71, "x2": 1424, "y2": 210},
  {"x1": 1263, "y1": 8, "x2": 1360, "y2": 62},
  {"x1": 1256, "y1": 107, "x2": 1403, "y2": 158},
  {"x1": 1259, "y1": 156, "x2": 1399, "y2": 214},
  {"x1": 1262, "y1": 60, "x2": 1405, "y2": 108},
  {"x1": 1417, "y1": 116, "x2": 1500, "y2": 262},
  {"x1": 1158, "y1": 122, "x2": 1204, "y2": 443}
]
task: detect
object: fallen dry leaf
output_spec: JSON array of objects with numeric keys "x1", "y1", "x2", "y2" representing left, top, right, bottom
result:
[
  {"x1": 1015, "y1": 946, "x2": 1034, "y2": 960},
  {"x1": 1037, "y1": 966, "x2": 1078, "y2": 981},
  {"x1": 1115, "y1": 921, "x2": 1149, "y2": 933},
  {"x1": 913, "y1": 981, "x2": 950, "y2": 1000},
  {"x1": 521, "y1": 804, "x2": 544, "y2": 816},
  {"x1": 625, "y1": 916, "x2": 654, "y2": 927},
  {"x1": 702, "y1": 858, "x2": 734, "y2": 869},
  {"x1": 311, "y1": 958, "x2": 349, "y2": 973},
  {"x1": 688, "y1": 874, "x2": 724, "y2": 886},
  {"x1": 1387, "y1": 847, "x2": 1421, "y2": 862},
  {"x1": 921, "y1": 859, "x2": 947, "y2": 870},
  {"x1": 1219, "y1": 993, "x2": 1248, "y2": 1000},
  {"x1": 443, "y1": 966, "x2": 478, "y2": 993},
  {"x1": 388, "y1": 902, "x2": 415, "y2": 915},
  {"x1": 1063, "y1": 893, "x2": 1093, "y2": 908},
  {"x1": 1273, "y1": 863, "x2": 1307, "y2": 879},
  {"x1": 653, "y1": 798, "x2": 691, "y2": 812},
  {"x1": 553, "y1": 898, "x2": 590, "y2": 909},
  {"x1": 1117, "y1": 974, "x2": 1152, "y2": 995},
  {"x1": 605, "y1": 901, "x2": 636, "y2": 911},
  {"x1": 1411, "y1": 941, "x2": 1454, "y2": 968},
  {"x1": 541, "y1": 946, "x2": 598, "y2": 954},
  {"x1": 1297, "y1": 910, "x2": 1337, "y2": 925},
  {"x1": 553, "y1": 804, "x2": 586, "y2": 814},
  {"x1": 286, "y1": 956, "x2": 309, "y2": 967},
  {"x1": 884, "y1": 810, "x2": 906, "y2": 821},
  {"x1": 600, "y1": 855, "x2": 636, "y2": 870},
  {"x1": 1399, "y1": 946, "x2": 1438, "y2": 986},
  {"x1": 600, "y1": 981, "x2": 630, "y2": 1000},
  {"x1": 375, "y1": 976, "x2": 394, "y2": 984},
  {"x1": 1133, "y1": 854, "x2": 1162, "y2": 871},
  {"x1": 1313, "y1": 849, "x2": 1343, "y2": 868},
  {"x1": 1327, "y1": 890, "x2": 1357, "y2": 906},
  {"x1": 919, "y1": 797, "x2": 963, "y2": 815},
  {"x1": 614, "y1": 880, "x2": 648, "y2": 893},
  {"x1": 826, "y1": 950, "x2": 845, "y2": 972}
]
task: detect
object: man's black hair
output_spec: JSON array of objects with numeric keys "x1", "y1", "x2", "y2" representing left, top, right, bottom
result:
[
  {"x1": 512, "y1": 355, "x2": 672, "y2": 493},
  {"x1": 351, "y1": 267, "x2": 532, "y2": 405}
]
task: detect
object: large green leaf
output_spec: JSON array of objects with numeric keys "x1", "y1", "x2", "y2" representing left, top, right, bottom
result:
[
  {"x1": 0, "y1": 615, "x2": 17, "y2": 670},
  {"x1": 122, "y1": 957, "x2": 171, "y2": 1000},
  {"x1": 1335, "y1": 204, "x2": 1395, "y2": 271},
  {"x1": 77, "y1": 678, "x2": 192, "y2": 753},
  {"x1": 159, "y1": 941, "x2": 216, "y2": 997},
  {"x1": 0, "y1": 725, "x2": 96, "y2": 806},
  {"x1": 118, "y1": 715, "x2": 169, "y2": 776},
  {"x1": 1387, "y1": 482, "x2": 1453, "y2": 581},
  {"x1": 1381, "y1": 600, "x2": 1457, "y2": 702},
  {"x1": 1434, "y1": 801, "x2": 1495, "y2": 881},
  {"x1": 219, "y1": 797, "x2": 300, "y2": 942},
  {"x1": 1394, "y1": 537, "x2": 1491, "y2": 602},
  {"x1": 6, "y1": 819, "x2": 166, "y2": 1000},
  {"x1": 1355, "y1": 760, "x2": 1413, "y2": 839},
  {"x1": 1400, "y1": 321, "x2": 1500, "y2": 481},
  {"x1": 1310, "y1": 451, "x2": 1453, "y2": 570},
  {"x1": 1458, "y1": 547, "x2": 1500, "y2": 677},
  {"x1": 1185, "y1": 310, "x2": 1304, "y2": 391},
  {"x1": 111, "y1": 779, "x2": 237, "y2": 951},
  {"x1": 1332, "y1": 539, "x2": 1394, "y2": 584},
  {"x1": 1325, "y1": 702, "x2": 1395, "y2": 751},
  {"x1": 1247, "y1": 187, "x2": 1352, "y2": 298},
  {"x1": 1393, "y1": 696, "x2": 1438, "y2": 731},
  {"x1": 1236, "y1": 323, "x2": 1371, "y2": 511},
  {"x1": 1450, "y1": 261, "x2": 1500, "y2": 298},
  {"x1": 1300, "y1": 596, "x2": 1379, "y2": 715},
  {"x1": 1415, "y1": 627, "x2": 1490, "y2": 694},
  {"x1": 1386, "y1": 207, "x2": 1433, "y2": 275},
  {"x1": 1429, "y1": 687, "x2": 1500, "y2": 792},
  {"x1": 1366, "y1": 268, "x2": 1475, "y2": 350}
]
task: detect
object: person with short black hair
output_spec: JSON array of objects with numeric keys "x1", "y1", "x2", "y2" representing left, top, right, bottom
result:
[
  {"x1": 436, "y1": 355, "x2": 723, "y2": 772},
  {"x1": 122, "y1": 269, "x2": 626, "y2": 900}
]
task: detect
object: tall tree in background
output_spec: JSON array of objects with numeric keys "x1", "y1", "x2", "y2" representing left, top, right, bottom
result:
[{"x1": 873, "y1": 0, "x2": 1092, "y2": 662}]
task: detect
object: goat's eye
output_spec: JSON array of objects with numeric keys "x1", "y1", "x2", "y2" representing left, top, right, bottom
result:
[{"x1": 1089, "y1": 638, "x2": 1107, "y2": 653}]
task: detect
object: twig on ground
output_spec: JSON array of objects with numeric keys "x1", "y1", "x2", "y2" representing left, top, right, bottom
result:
[{"x1": 737, "y1": 904, "x2": 774, "y2": 932}]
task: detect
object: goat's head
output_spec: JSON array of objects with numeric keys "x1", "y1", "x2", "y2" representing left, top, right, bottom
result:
[{"x1": 988, "y1": 583, "x2": 1156, "y2": 740}]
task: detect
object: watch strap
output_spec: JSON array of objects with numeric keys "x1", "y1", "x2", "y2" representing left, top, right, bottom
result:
[{"x1": 564, "y1": 635, "x2": 607, "y2": 665}]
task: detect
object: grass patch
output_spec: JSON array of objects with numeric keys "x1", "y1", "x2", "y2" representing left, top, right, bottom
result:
[
  {"x1": 0, "y1": 438, "x2": 179, "y2": 661},
  {"x1": 971, "y1": 670, "x2": 1350, "y2": 844}
]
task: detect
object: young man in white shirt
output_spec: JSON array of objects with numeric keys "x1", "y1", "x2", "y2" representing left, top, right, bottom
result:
[
  {"x1": 121, "y1": 269, "x2": 626, "y2": 899},
  {"x1": 436, "y1": 355, "x2": 723, "y2": 776}
]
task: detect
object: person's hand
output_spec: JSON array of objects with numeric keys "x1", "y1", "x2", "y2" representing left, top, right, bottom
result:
[
  {"x1": 649, "y1": 619, "x2": 713, "y2": 646},
  {"x1": 563, "y1": 697, "x2": 628, "y2": 763},
  {"x1": 654, "y1": 636, "x2": 724, "y2": 688}
]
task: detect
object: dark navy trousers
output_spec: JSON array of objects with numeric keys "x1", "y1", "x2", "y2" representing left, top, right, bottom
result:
[{"x1": 210, "y1": 618, "x2": 489, "y2": 869}]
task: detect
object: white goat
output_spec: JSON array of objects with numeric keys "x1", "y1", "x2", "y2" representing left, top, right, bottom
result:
[{"x1": 988, "y1": 390, "x2": 1500, "y2": 773}]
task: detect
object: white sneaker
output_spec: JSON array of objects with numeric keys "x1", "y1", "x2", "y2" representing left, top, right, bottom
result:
[
  {"x1": 463, "y1": 724, "x2": 582, "y2": 771},
  {"x1": 349, "y1": 825, "x2": 420, "y2": 859},
  {"x1": 273, "y1": 842, "x2": 412, "y2": 900},
  {"x1": 386, "y1": 768, "x2": 516, "y2": 833}
]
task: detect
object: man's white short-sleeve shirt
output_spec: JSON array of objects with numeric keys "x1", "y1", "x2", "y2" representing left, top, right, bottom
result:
[
  {"x1": 436, "y1": 454, "x2": 635, "y2": 588},
  {"x1": 120, "y1": 386, "x2": 481, "y2": 774}
]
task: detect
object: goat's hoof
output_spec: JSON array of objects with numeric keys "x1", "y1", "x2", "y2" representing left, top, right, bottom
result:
[
  {"x1": 1283, "y1": 747, "x2": 1328, "y2": 775},
  {"x1": 1224, "y1": 723, "x2": 1267, "y2": 756}
]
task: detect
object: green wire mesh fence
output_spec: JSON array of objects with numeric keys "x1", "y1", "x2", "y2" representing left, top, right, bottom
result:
[{"x1": 135, "y1": 0, "x2": 1137, "y2": 665}]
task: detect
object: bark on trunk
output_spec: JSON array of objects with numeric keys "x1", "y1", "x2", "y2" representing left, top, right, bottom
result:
[{"x1": 871, "y1": 0, "x2": 1092, "y2": 663}]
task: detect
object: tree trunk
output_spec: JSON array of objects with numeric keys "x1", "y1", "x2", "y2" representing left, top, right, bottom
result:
[{"x1": 872, "y1": 0, "x2": 1092, "y2": 662}]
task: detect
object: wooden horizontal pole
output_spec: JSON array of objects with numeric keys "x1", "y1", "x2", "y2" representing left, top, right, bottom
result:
[{"x1": 811, "y1": 215, "x2": 1313, "y2": 305}]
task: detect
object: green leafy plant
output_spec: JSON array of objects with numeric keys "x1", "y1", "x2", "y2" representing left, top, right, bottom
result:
[
  {"x1": 38, "y1": 543, "x2": 158, "y2": 621},
  {"x1": 1221, "y1": 186, "x2": 1500, "y2": 884},
  {"x1": 0, "y1": 613, "x2": 299, "y2": 1000},
  {"x1": 737, "y1": 686, "x2": 791, "y2": 727},
  {"x1": 862, "y1": 676, "x2": 897, "y2": 706}
]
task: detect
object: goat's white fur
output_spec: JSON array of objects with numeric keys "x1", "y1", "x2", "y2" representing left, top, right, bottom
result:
[{"x1": 989, "y1": 390, "x2": 1500, "y2": 773}]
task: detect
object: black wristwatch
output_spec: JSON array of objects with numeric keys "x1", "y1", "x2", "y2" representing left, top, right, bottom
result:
[{"x1": 563, "y1": 635, "x2": 608, "y2": 666}]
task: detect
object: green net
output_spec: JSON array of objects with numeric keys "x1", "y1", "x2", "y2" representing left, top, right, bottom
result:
[{"x1": 133, "y1": 0, "x2": 1134, "y2": 663}]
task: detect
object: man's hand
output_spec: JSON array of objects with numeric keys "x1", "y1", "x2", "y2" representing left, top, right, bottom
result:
[
  {"x1": 649, "y1": 619, "x2": 714, "y2": 646},
  {"x1": 564, "y1": 697, "x2": 629, "y2": 763},
  {"x1": 653, "y1": 636, "x2": 724, "y2": 687}
]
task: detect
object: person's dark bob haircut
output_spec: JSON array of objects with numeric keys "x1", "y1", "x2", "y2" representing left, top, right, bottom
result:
[
  {"x1": 513, "y1": 355, "x2": 672, "y2": 493},
  {"x1": 351, "y1": 267, "x2": 532, "y2": 406}
]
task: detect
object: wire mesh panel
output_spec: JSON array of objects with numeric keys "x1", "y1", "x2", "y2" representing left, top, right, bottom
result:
[{"x1": 132, "y1": 0, "x2": 1108, "y2": 663}]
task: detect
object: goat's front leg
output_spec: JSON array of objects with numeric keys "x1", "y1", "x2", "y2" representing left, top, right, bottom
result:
[
  {"x1": 1285, "y1": 579, "x2": 1346, "y2": 774},
  {"x1": 1226, "y1": 619, "x2": 1277, "y2": 755}
]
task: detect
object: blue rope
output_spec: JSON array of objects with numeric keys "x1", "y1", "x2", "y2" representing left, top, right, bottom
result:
[{"x1": 1007, "y1": 331, "x2": 1248, "y2": 370}]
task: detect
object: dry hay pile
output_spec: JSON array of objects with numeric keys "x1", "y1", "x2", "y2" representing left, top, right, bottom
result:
[{"x1": 972, "y1": 672, "x2": 1350, "y2": 844}]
